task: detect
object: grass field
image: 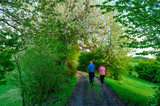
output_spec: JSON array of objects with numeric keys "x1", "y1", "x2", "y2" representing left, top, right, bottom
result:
[
  {"x1": 0, "y1": 84, "x2": 22, "y2": 106},
  {"x1": 129, "y1": 62, "x2": 138, "y2": 66},
  {"x1": 96, "y1": 74, "x2": 157, "y2": 105}
]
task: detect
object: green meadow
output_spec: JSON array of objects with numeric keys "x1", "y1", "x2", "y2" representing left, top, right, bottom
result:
[
  {"x1": 129, "y1": 62, "x2": 138, "y2": 66},
  {"x1": 96, "y1": 74, "x2": 157, "y2": 105}
]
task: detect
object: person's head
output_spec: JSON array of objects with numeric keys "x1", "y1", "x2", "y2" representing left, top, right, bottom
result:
[
  {"x1": 90, "y1": 61, "x2": 93, "y2": 64},
  {"x1": 101, "y1": 64, "x2": 104, "y2": 66}
]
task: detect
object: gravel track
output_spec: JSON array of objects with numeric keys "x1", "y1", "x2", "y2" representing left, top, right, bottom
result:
[
  {"x1": 68, "y1": 72, "x2": 88, "y2": 106},
  {"x1": 95, "y1": 76, "x2": 126, "y2": 106},
  {"x1": 68, "y1": 71, "x2": 126, "y2": 106}
]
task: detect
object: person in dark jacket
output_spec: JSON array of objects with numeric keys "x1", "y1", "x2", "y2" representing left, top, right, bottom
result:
[{"x1": 88, "y1": 61, "x2": 95, "y2": 86}]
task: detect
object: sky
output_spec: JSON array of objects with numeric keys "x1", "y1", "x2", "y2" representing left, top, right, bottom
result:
[{"x1": 128, "y1": 48, "x2": 156, "y2": 58}]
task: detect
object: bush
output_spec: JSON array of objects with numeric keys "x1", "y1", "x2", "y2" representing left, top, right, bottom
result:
[
  {"x1": 147, "y1": 85, "x2": 160, "y2": 106},
  {"x1": 135, "y1": 59, "x2": 160, "y2": 83},
  {"x1": 127, "y1": 64, "x2": 139, "y2": 78},
  {"x1": 20, "y1": 46, "x2": 70, "y2": 105}
]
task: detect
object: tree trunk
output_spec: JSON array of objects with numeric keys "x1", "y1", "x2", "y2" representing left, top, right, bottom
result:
[{"x1": 14, "y1": 54, "x2": 25, "y2": 106}]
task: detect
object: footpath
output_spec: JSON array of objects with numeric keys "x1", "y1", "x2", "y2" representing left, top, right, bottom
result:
[{"x1": 68, "y1": 71, "x2": 125, "y2": 106}]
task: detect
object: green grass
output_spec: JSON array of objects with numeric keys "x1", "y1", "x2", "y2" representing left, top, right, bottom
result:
[
  {"x1": 0, "y1": 84, "x2": 22, "y2": 106},
  {"x1": 96, "y1": 74, "x2": 157, "y2": 105},
  {"x1": 0, "y1": 71, "x2": 78, "y2": 106},
  {"x1": 129, "y1": 62, "x2": 138, "y2": 66},
  {"x1": 79, "y1": 71, "x2": 103, "y2": 102},
  {"x1": 47, "y1": 75, "x2": 78, "y2": 105}
]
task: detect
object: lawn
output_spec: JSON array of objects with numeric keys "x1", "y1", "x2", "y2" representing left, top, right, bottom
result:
[
  {"x1": 0, "y1": 84, "x2": 22, "y2": 106},
  {"x1": 96, "y1": 74, "x2": 157, "y2": 105}
]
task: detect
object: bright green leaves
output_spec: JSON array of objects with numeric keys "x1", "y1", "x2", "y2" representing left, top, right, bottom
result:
[
  {"x1": 0, "y1": 30, "x2": 25, "y2": 85},
  {"x1": 93, "y1": 0, "x2": 160, "y2": 57},
  {"x1": 103, "y1": 1, "x2": 108, "y2": 5}
]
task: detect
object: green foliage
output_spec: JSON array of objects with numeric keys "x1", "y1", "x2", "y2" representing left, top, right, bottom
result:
[
  {"x1": 78, "y1": 49, "x2": 129, "y2": 80},
  {"x1": 94, "y1": 0, "x2": 160, "y2": 57},
  {"x1": 147, "y1": 85, "x2": 160, "y2": 106},
  {"x1": 78, "y1": 12, "x2": 130, "y2": 80},
  {"x1": 46, "y1": 75, "x2": 78, "y2": 105},
  {"x1": 0, "y1": 30, "x2": 24, "y2": 85},
  {"x1": 108, "y1": 57, "x2": 129, "y2": 80},
  {"x1": 0, "y1": 52, "x2": 15, "y2": 85},
  {"x1": 146, "y1": 63, "x2": 160, "y2": 106},
  {"x1": 135, "y1": 59, "x2": 160, "y2": 83},
  {"x1": 77, "y1": 52, "x2": 95, "y2": 71},
  {"x1": 128, "y1": 62, "x2": 139, "y2": 78},
  {"x1": 18, "y1": 46, "x2": 70, "y2": 105}
]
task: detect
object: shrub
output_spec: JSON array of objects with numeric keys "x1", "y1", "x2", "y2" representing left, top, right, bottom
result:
[
  {"x1": 135, "y1": 59, "x2": 160, "y2": 83},
  {"x1": 20, "y1": 46, "x2": 70, "y2": 105},
  {"x1": 127, "y1": 64, "x2": 139, "y2": 78},
  {"x1": 147, "y1": 85, "x2": 160, "y2": 106}
]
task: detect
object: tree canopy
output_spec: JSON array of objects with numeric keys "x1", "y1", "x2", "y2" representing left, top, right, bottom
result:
[{"x1": 91, "y1": 0, "x2": 160, "y2": 58}]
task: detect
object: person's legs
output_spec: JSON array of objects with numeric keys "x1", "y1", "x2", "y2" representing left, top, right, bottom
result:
[
  {"x1": 90, "y1": 72, "x2": 94, "y2": 86},
  {"x1": 92, "y1": 72, "x2": 95, "y2": 82},
  {"x1": 100, "y1": 75, "x2": 103, "y2": 84},
  {"x1": 102, "y1": 75, "x2": 105, "y2": 84},
  {"x1": 89, "y1": 72, "x2": 92, "y2": 84}
]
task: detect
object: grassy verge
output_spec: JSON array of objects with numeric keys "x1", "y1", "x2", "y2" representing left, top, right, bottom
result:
[
  {"x1": 86, "y1": 79, "x2": 103, "y2": 102},
  {"x1": 0, "y1": 71, "x2": 78, "y2": 106},
  {"x1": 129, "y1": 62, "x2": 138, "y2": 66},
  {"x1": 0, "y1": 84, "x2": 22, "y2": 106},
  {"x1": 79, "y1": 71, "x2": 103, "y2": 102},
  {"x1": 47, "y1": 75, "x2": 78, "y2": 105},
  {"x1": 95, "y1": 74, "x2": 157, "y2": 105}
]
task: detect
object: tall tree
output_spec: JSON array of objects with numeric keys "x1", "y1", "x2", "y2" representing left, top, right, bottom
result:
[{"x1": 91, "y1": 0, "x2": 160, "y2": 58}]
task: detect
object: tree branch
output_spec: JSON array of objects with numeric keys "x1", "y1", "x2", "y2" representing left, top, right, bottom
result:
[
  {"x1": 0, "y1": 0, "x2": 17, "y2": 6},
  {"x1": 2, "y1": 19, "x2": 22, "y2": 33},
  {"x1": 0, "y1": 8, "x2": 22, "y2": 24}
]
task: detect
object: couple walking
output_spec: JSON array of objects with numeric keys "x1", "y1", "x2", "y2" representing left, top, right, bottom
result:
[{"x1": 88, "y1": 61, "x2": 105, "y2": 86}]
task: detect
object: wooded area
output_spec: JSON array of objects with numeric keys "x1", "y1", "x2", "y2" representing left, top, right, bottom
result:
[{"x1": 0, "y1": 0, "x2": 159, "y2": 105}]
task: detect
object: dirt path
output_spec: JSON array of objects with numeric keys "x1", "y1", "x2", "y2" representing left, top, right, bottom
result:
[
  {"x1": 68, "y1": 72, "x2": 88, "y2": 106},
  {"x1": 68, "y1": 71, "x2": 125, "y2": 106},
  {"x1": 95, "y1": 77, "x2": 125, "y2": 106}
]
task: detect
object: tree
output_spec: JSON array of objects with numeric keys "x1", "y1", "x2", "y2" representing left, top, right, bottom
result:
[
  {"x1": 78, "y1": 12, "x2": 130, "y2": 80},
  {"x1": 91, "y1": 0, "x2": 159, "y2": 104},
  {"x1": 1, "y1": 0, "x2": 109, "y2": 104},
  {"x1": 91, "y1": 0, "x2": 160, "y2": 58},
  {"x1": 29, "y1": 0, "x2": 106, "y2": 72},
  {"x1": 0, "y1": 1, "x2": 40, "y2": 105}
]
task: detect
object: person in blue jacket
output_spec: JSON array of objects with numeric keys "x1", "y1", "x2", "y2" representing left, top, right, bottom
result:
[{"x1": 88, "y1": 61, "x2": 95, "y2": 86}]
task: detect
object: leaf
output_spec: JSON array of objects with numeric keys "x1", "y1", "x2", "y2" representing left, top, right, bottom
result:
[
  {"x1": 103, "y1": 1, "x2": 108, "y2": 5},
  {"x1": 95, "y1": 4, "x2": 101, "y2": 7},
  {"x1": 102, "y1": 12, "x2": 106, "y2": 14},
  {"x1": 90, "y1": 5, "x2": 95, "y2": 8},
  {"x1": 100, "y1": 6, "x2": 106, "y2": 10}
]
